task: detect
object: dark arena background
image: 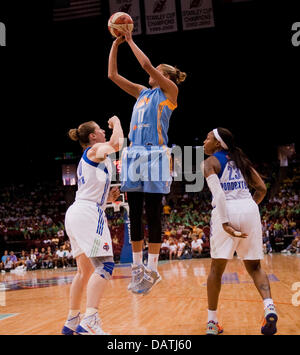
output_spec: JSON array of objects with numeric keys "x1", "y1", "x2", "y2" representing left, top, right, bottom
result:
[{"x1": 0, "y1": 0, "x2": 299, "y2": 339}]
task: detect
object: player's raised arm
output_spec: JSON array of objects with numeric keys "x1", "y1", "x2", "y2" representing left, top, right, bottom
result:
[
  {"x1": 108, "y1": 36, "x2": 146, "y2": 99},
  {"x1": 88, "y1": 116, "x2": 124, "y2": 161},
  {"x1": 123, "y1": 31, "x2": 179, "y2": 105}
]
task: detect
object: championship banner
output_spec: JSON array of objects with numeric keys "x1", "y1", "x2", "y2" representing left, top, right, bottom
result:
[
  {"x1": 222, "y1": 0, "x2": 253, "y2": 2},
  {"x1": 53, "y1": 0, "x2": 101, "y2": 22},
  {"x1": 109, "y1": 0, "x2": 142, "y2": 36},
  {"x1": 181, "y1": 0, "x2": 215, "y2": 31},
  {"x1": 144, "y1": 0, "x2": 178, "y2": 35}
]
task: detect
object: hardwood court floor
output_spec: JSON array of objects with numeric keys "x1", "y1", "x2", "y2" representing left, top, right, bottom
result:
[{"x1": 1, "y1": 254, "x2": 300, "y2": 335}]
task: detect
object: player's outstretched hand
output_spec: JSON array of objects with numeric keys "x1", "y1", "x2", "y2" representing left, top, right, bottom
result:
[
  {"x1": 108, "y1": 115, "x2": 120, "y2": 129},
  {"x1": 113, "y1": 36, "x2": 125, "y2": 46},
  {"x1": 108, "y1": 186, "x2": 120, "y2": 203},
  {"x1": 122, "y1": 29, "x2": 133, "y2": 43},
  {"x1": 222, "y1": 223, "x2": 248, "y2": 238}
]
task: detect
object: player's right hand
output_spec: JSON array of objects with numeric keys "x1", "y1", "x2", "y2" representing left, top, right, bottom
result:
[
  {"x1": 222, "y1": 223, "x2": 248, "y2": 239},
  {"x1": 122, "y1": 30, "x2": 133, "y2": 43},
  {"x1": 108, "y1": 115, "x2": 120, "y2": 129}
]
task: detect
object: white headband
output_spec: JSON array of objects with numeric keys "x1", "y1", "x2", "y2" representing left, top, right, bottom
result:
[{"x1": 213, "y1": 128, "x2": 228, "y2": 150}]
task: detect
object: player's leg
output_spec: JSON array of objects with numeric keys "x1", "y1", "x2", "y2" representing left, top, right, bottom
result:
[
  {"x1": 127, "y1": 192, "x2": 146, "y2": 290},
  {"x1": 132, "y1": 193, "x2": 162, "y2": 295},
  {"x1": 145, "y1": 192, "x2": 163, "y2": 271},
  {"x1": 206, "y1": 258, "x2": 227, "y2": 335},
  {"x1": 62, "y1": 253, "x2": 94, "y2": 335},
  {"x1": 243, "y1": 260, "x2": 277, "y2": 335},
  {"x1": 75, "y1": 256, "x2": 114, "y2": 335},
  {"x1": 238, "y1": 200, "x2": 278, "y2": 335}
]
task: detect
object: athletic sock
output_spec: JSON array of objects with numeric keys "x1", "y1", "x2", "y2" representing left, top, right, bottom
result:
[
  {"x1": 68, "y1": 309, "x2": 80, "y2": 319},
  {"x1": 147, "y1": 254, "x2": 159, "y2": 272},
  {"x1": 85, "y1": 307, "x2": 98, "y2": 317},
  {"x1": 263, "y1": 298, "x2": 274, "y2": 309},
  {"x1": 132, "y1": 251, "x2": 143, "y2": 266},
  {"x1": 207, "y1": 310, "x2": 218, "y2": 323}
]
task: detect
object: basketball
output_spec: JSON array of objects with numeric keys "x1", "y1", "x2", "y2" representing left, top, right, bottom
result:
[{"x1": 108, "y1": 12, "x2": 134, "y2": 38}]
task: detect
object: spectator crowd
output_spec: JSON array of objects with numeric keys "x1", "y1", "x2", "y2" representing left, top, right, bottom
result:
[
  {"x1": 0, "y1": 240, "x2": 75, "y2": 273},
  {"x1": 0, "y1": 162, "x2": 299, "y2": 269}
]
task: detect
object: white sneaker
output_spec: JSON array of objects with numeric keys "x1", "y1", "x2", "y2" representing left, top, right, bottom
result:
[
  {"x1": 128, "y1": 264, "x2": 145, "y2": 291},
  {"x1": 62, "y1": 312, "x2": 81, "y2": 335},
  {"x1": 132, "y1": 267, "x2": 162, "y2": 295},
  {"x1": 75, "y1": 313, "x2": 109, "y2": 335}
]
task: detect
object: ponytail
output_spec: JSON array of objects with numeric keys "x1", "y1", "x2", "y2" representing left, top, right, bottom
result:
[
  {"x1": 227, "y1": 146, "x2": 255, "y2": 187},
  {"x1": 160, "y1": 64, "x2": 187, "y2": 85},
  {"x1": 217, "y1": 127, "x2": 256, "y2": 187},
  {"x1": 68, "y1": 121, "x2": 97, "y2": 149},
  {"x1": 68, "y1": 128, "x2": 79, "y2": 141}
]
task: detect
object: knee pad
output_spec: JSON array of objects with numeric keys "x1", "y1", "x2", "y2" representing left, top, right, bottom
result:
[{"x1": 90, "y1": 256, "x2": 115, "y2": 280}]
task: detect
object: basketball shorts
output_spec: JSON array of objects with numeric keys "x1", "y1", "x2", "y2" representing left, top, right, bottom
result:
[
  {"x1": 65, "y1": 200, "x2": 113, "y2": 258},
  {"x1": 210, "y1": 198, "x2": 264, "y2": 260},
  {"x1": 120, "y1": 145, "x2": 172, "y2": 194}
]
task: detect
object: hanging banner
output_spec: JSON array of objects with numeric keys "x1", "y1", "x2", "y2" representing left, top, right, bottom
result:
[
  {"x1": 109, "y1": 0, "x2": 142, "y2": 36},
  {"x1": 144, "y1": 0, "x2": 178, "y2": 35},
  {"x1": 181, "y1": 0, "x2": 214, "y2": 31}
]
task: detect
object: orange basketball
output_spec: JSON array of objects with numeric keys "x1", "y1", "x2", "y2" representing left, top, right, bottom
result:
[{"x1": 108, "y1": 12, "x2": 134, "y2": 38}]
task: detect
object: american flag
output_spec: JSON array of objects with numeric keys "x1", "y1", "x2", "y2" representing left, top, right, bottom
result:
[{"x1": 53, "y1": 0, "x2": 101, "y2": 22}]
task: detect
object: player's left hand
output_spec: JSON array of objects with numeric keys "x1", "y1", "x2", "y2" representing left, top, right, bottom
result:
[
  {"x1": 108, "y1": 115, "x2": 120, "y2": 129},
  {"x1": 222, "y1": 223, "x2": 248, "y2": 238},
  {"x1": 108, "y1": 186, "x2": 120, "y2": 203},
  {"x1": 122, "y1": 29, "x2": 133, "y2": 42}
]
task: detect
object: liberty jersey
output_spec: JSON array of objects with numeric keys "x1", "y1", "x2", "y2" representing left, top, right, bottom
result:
[
  {"x1": 213, "y1": 150, "x2": 252, "y2": 202},
  {"x1": 129, "y1": 87, "x2": 177, "y2": 146},
  {"x1": 75, "y1": 147, "x2": 112, "y2": 207}
]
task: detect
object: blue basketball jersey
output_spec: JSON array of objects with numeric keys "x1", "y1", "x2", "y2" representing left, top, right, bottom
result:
[{"x1": 129, "y1": 88, "x2": 177, "y2": 146}]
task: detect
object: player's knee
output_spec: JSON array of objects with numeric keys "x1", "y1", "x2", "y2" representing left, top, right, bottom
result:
[{"x1": 90, "y1": 256, "x2": 115, "y2": 281}]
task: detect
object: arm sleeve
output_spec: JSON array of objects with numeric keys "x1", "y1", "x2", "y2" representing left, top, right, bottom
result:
[{"x1": 206, "y1": 174, "x2": 229, "y2": 224}]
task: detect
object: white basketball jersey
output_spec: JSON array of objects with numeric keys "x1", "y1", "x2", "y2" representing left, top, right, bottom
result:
[
  {"x1": 213, "y1": 150, "x2": 252, "y2": 201},
  {"x1": 75, "y1": 147, "x2": 112, "y2": 207}
]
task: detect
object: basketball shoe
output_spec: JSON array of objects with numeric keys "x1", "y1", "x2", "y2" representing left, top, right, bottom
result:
[
  {"x1": 61, "y1": 312, "x2": 81, "y2": 335},
  {"x1": 131, "y1": 267, "x2": 161, "y2": 295},
  {"x1": 206, "y1": 320, "x2": 224, "y2": 335},
  {"x1": 261, "y1": 304, "x2": 278, "y2": 335},
  {"x1": 128, "y1": 264, "x2": 145, "y2": 291},
  {"x1": 75, "y1": 312, "x2": 108, "y2": 335}
]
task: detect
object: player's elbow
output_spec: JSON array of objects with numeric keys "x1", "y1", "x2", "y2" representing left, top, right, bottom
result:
[
  {"x1": 108, "y1": 72, "x2": 117, "y2": 82},
  {"x1": 141, "y1": 59, "x2": 152, "y2": 72},
  {"x1": 109, "y1": 137, "x2": 124, "y2": 153},
  {"x1": 257, "y1": 184, "x2": 267, "y2": 198}
]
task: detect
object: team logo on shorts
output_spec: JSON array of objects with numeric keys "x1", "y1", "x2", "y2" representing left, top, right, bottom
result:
[{"x1": 103, "y1": 243, "x2": 110, "y2": 252}]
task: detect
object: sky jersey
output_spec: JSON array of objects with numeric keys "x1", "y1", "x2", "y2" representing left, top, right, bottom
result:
[
  {"x1": 212, "y1": 150, "x2": 252, "y2": 202},
  {"x1": 75, "y1": 147, "x2": 112, "y2": 207},
  {"x1": 129, "y1": 87, "x2": 177, "y2": 146}
]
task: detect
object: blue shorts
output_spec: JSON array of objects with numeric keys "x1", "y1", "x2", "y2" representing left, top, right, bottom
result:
[{"x1": 120, "y1": 145, "x2": 172, "y2": 194}]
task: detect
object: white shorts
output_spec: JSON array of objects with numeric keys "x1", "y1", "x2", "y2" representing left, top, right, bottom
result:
[
  {"x1": 210, "y1": 199, "x2": 264, "y2": 260},
  {"x1": 65, "y1": 200, "x2": 113, "y2": 259}
]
